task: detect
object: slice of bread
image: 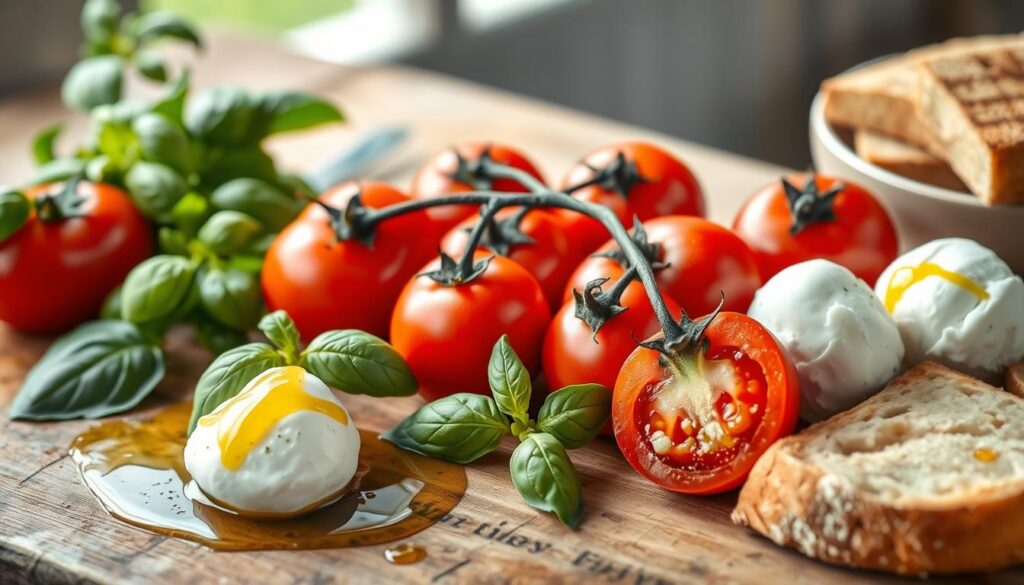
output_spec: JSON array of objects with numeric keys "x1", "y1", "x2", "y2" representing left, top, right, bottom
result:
[
  {"x1": 1008, "y1": 362, "x2": 1024, "y2": 399},
  {"x1": 822, "y1": 35, "x2": 1023, "y2": 155},
  {"x1": 732, "y1": 362, "x2": 1024, "y2": 575},
  {"x1": 918, "y1": 44, "x2": 1024, "y2": 205},
  {"x1": 854, "y1": 131, "x2": 967, "y2": 191}
]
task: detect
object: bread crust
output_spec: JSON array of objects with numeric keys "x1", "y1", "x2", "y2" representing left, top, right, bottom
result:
[
  {"x1": 1007, "y1": 362, "x2": 1024, "y2": 399},
  {"x1": 732, "y1": 362, "x2": 1024, "y2": 575}
]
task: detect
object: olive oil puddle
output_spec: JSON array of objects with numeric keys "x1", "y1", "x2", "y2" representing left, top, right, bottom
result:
[{"x1": 69, "y1": 402, "x2": 466, "y2": 551}]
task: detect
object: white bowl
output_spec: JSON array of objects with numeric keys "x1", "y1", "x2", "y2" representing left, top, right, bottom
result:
[{"x1": 809, "y1": 91, "x2": 1024, "y2": 275}]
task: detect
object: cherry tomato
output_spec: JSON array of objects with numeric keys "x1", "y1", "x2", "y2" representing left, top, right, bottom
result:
[
  {"x1": 732, "y1": 173, "x2": 898, "y2": 286},
  {"x1": 440, "y1": 208, "x2": 580, "y2": 310},
  {"x1": 564, "y1": 216, "x2": 761, "y2": 316},
  {"x1": 556, "y1": 142, "x2": 705, "y2": 252},
  {"x1": 391, "y1": 253, "x2": 550, "y2": 401},
  {"x1": 262, "y1": 180, "x2": 436, "y2": 340},
  {"x1": 409, "y1": 142, "x2": 546, "y2": 236},
  {"x1": 542, "y1": 280, "x2": 681, "y2": 435},
  {"x1": 0, "y1": 180, "x2": 152, "y2": 334},
  {"x1": 613, "y1": 312, "x2": 799, "y2": 494}
]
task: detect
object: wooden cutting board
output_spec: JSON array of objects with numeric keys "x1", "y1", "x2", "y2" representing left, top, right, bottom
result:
[{"x1": 1, "y1": 34, "x2": 1020, "y2": 585}]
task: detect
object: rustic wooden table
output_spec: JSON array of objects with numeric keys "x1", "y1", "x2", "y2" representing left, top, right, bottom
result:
[{"x1": 0, "y1": 35, "x2": 1015, "y2": 585}]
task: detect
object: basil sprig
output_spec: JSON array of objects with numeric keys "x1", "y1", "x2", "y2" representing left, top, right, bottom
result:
[
  {"x1": 10, "y1": 321, "x2": 165, "y2": 421},
  {"x1": 188, "y1": 311, "x2": 417, "y2": 433},
  {"x1": 383, "y1": 334, "x2": 610, "y2": 528}
]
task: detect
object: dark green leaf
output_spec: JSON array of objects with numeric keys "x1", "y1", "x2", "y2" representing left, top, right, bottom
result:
[
  {"x1": 188, "y1": 343, "x2": 285, "y2": 433},
  {"x1": 31, "y1": 158, "x2": 87, "y2": 185},
  {"x1": 487, "y1": 335, "x2": 532, "y2": 422},
  {"x1": 124, "y1": 161, "x2": 188, "y2": 222},
  {"x1": 121, "y1": 255, "x2": 197, "y2": 324},
  {"x1": 10, "y1": 320, "x2": 165, "y2": 421},
  {"x1": 197, "y1": 210, "x2": 261, "y2": 256},
  {"x1": 157, "y1": 227, "x2": 189, "y2": 255},
  {"x1": 100, "y1": 286, "x2": 122, "y2": 320},
  {"x1": 61, "y1": 55, "x2": 123, "y2": 111},
  {"x1": 135, "y1": 50, "x2": 167, "y2": 82},
  {"x1": 300, "y1": 330, "x2": 416, "y2": 397},
  {"x1": 537, "y1": 384, "x2": 611, "y2": 449},
  {"x1": 510, "y1": 432, "x2": 584, "y2": 528},
  {"x1": 198, "y1": 267, "x2": 262, "y2": 331},
  {"x1": 193, "y1": 317, "x2": 249, "y2": 356},
  {"x1": 253, "y1": 91, "x2": 344, "y2": 138},
  {"x1": 258, "y1": 311, "x2": 300, "y2": 360},
  {"x1": 81, "y1": 0, "x2": 120, "y2": 45},
  {"x1": 134, "y1": 10, "x2": 202, "y2": 48},
  {"x1": 200, "y1": 147, "x2": 278, "y2": 189},
  {"x1": 133, "y1": 112, "x2": 190, "y2": 172},
  {"x1": 185, "y1": 86, "x2": 255, "y2": 146},
  {"x1": 32, "y1": 124, "x2": 62, "y2": 165},
  {"x1": 209, "y1": 177, "x2": 300, "y2": 231},
  {"x1": 169, "y1": 191, "x2": 210, "y2": 237},
  {"x1": 0, "y1": 190, "x2": 30, "y2": 243},
  {"x1": 381, "y1": 394, "x2": 508, "y2": 464},
  {"x1": 152, "y1": 72, "x2": 190, "y2": 124}
]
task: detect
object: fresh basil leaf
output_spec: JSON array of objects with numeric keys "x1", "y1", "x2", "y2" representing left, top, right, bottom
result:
[
  {"x1": 537, "y1": 384, "x2": 611, "y2": 449},
  {"x1": 185, "y1": 86, "x2": 255, "y2": 146},
  {"x1": 81, "y1": 0, "x2": 120, "y2": 45},
  {"x1": 135, "y1": 50, "x2": 167, "y2": 82},
  {"x1": 124, "y1": 161, "x2": 188, "y2": 222},
  {"x1": 197, "y1": 267, "x2": 262, "y2": 331},
  {"x1": 209, "y1": 177, "x2": 300, "y2": 231},
  {"x1": 188, "y1": 342, "x2": 285, "y2": 433},
  {"x1": 152, "y1": 72, "x2": 190, "y2": 124},
  {"x1": 510, "y1": 432, "x2": 584, "y2": 528},
  {"x1": 381, "y1": 394, "x2": 508, "y2": 464},
  {"x1": 0, "y1": 190, "x2": 30, "y2": 243},
  {"x1": 133, "y1": 112, "x2": 190, "y2": 172},
  {"x1": 258, "y1": 311, "x2": 300, "y2": 360},
  {"x1": 157, "y1": 227, "x2": 189, "y2": 255},
  {"x1": 61, "y1": 55, "x2": 123, "y2": 111},
  {"x1": 169, "y1": 191, "x2": 209, "y2": 237},
  {"x1": 201, "y1": 147, "x2": 278, "y2": 189},
  {"x1": 32, "y1": 124, "x2": 62, "y2": 165},
  {"x1": 487, "y1": 335, "x2": 532, "y2": 422},
  {"x1": 10, "y1": 320, "x2": 165, "y2": 421},
  {"x1": 100, "y1": 286, "x2": 122, "y2": 320},
  {"x1": 31, "y1": 158, "x2": 87, "y2": 185},
  {"x1": 300, "y1": 330, "x2": 416, "y2": 397},
  {"x1": 134, "y1": 10, "x2": 202, "y2": 49},
  {"x1": 85, "y1": 154, "x2": 118, "y2": 184},
  {"x1": 121, "y1": 255, "x2": 197, "y2": 324},
  {"x1": 197, "y1": 210, "x2": 261, "y2": 256},
  {"x1": 227, "y1": 254, "x2": 264, "y2": 275},
  {"x1": 253, "y1": 91, "x2": 344, "y2": 137},
  {"x1": 193, "y1": 317, "x2": 249, "y2": 356}
]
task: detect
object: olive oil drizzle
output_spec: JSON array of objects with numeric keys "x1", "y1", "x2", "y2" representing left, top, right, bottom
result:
[{"x1": 884, "y1": 262, "x2": 990, "y2": 313}]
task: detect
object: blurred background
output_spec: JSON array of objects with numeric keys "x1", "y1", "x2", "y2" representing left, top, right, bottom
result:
[{"x1": 2, "y1": 0, "x2": 1022, "y2": 168}]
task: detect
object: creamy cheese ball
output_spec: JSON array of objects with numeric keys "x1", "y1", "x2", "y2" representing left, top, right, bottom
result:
[
  {"x1": 875, "y1": 238, "x2": 1024, "y2": 382},
  {"x1": 185, "y1": 366, "x2": 361, "y2": 516},
  {"x1": 748, "y1": 259, "x2": 904, "y2": 422}
]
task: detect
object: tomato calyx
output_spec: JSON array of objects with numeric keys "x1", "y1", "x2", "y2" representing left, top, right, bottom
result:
[
  {"x1": 571, "y1": 151, "x2": 649, "y2": 197},
  {"x1": 592, "y1": 220, "x2": 667, "y2": 270},
  {"x1": 313, "y1": 193, "x2": 377, "y2": 246},
  {"x1": 466, "y1": 207, "x2": 535, "y2": 256},
  {"x1": 571, "y1": 267, "x2": 637, "y2": 338},
  {"x1": 448, "y1": 146, "x2": 501, "y2": 191},
  {"x1": 639, "y1": 295, "x2": 724, "y2": 358},
  {"x1": 782, "y1": 174, "x2": 843, "y2": 235},
  {"x1": 34, "y1": 175, "x2": 88, "y2": 223},
  {"x1": 420, "y1": 249, "x2": 493, "y2": 286}
]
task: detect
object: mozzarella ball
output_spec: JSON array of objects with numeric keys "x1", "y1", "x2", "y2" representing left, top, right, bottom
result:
[
  {"x1": 875, "y1": 238, "x2": 1024, "y2": 381},
  {"x1": 748, "y1": 259, "x2": 904, "y2": 421},
  {"x1": 185, "y1": 366, "x2": 360, "y2": 516}
]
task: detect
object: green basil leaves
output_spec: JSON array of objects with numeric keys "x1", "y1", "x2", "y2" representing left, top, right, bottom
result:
[
  {"x1": 0, "y1": 190, "x2": 30, "y2": 244},
  {"x1": 10, "y1": 321, "x2": 165, "y2": 421},
  {"x1": 120, "y1": 255, "x2": 197, "y2": 325},
  {"x1": 383, "y1": 336, "x2": 610, "y2": 527},
  {"x1": 188, "y1": 342, "x2": 285, "y2": 433},
  {"x1": 61, "y1": 55, "x2": 123, "y2": 111},
  {"x1": 300, "y1": 330, "x2": 417, "y2": 397}
]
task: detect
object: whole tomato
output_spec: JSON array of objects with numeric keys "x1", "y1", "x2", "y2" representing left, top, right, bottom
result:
[
  {"x1": 390, "y1": 252, "x2": 550, "y2": 401},
  {"x1": 556, "y1": 142, "x2": 705, "y2": 253},
  {"x1": 409, "y1": 142, "x2": 546, "y2": 236},
  {"x1": 732, "y1": 173, "x2": 898, "y2": 286},
  {"x1": 262, "y1": 180, "x2": 436, "y2": 340},
  {"x1": 613, "y1": 312, "x2": 800, "y2": 494},
  {"x1": 542, "y1": 277, "x2": 681, "y2": 435},
  {"x1": 0, "y1": 179, "x2": 152, "y2": 334},
  {"x1": 564, "y1": 216, "x2": 761, "y2": 316},
  {"x1": 440, "y1": 208, "x2": 580, "y2": 310}
]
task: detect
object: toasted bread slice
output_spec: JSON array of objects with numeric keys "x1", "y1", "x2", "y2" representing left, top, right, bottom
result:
[
  {"x1": 854, "y1": 131, "x2": 967, "y2": 191},
  {"x1": 732, "y1": 362, "x2": 1024, "y2": 575},
  {"x1": 918, "y1": 44, "x2": 1024, "y2": 205},
  {"x1": 1008, "y1": 362, "x2": 1024, "y2": 399},
  {"x1": 823, "y1": 35, "x2": 1023, "y2": 154}
]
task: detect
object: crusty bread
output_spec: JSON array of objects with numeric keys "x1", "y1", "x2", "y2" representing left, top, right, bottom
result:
[
  {"x1": 918, "y1": 44, "x2": 1024, "y2": 205},
  {"x1": 1008, "y1": 362, "x2": 1024, "y2": 399},
  {"x1": 822, "y1": 35, "x2": 1023, "y2": 155},
  {"x1": 854, "y1": 131, "x2": 967, "y2": 191},
  {"x1": 732, "y1": 362, "x2": 1024, "y2": 576}
]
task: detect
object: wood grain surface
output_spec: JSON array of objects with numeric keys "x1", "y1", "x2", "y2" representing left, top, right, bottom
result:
[{"x1": 1, "y1": 34, "x2": 1019, "y2": 585}]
